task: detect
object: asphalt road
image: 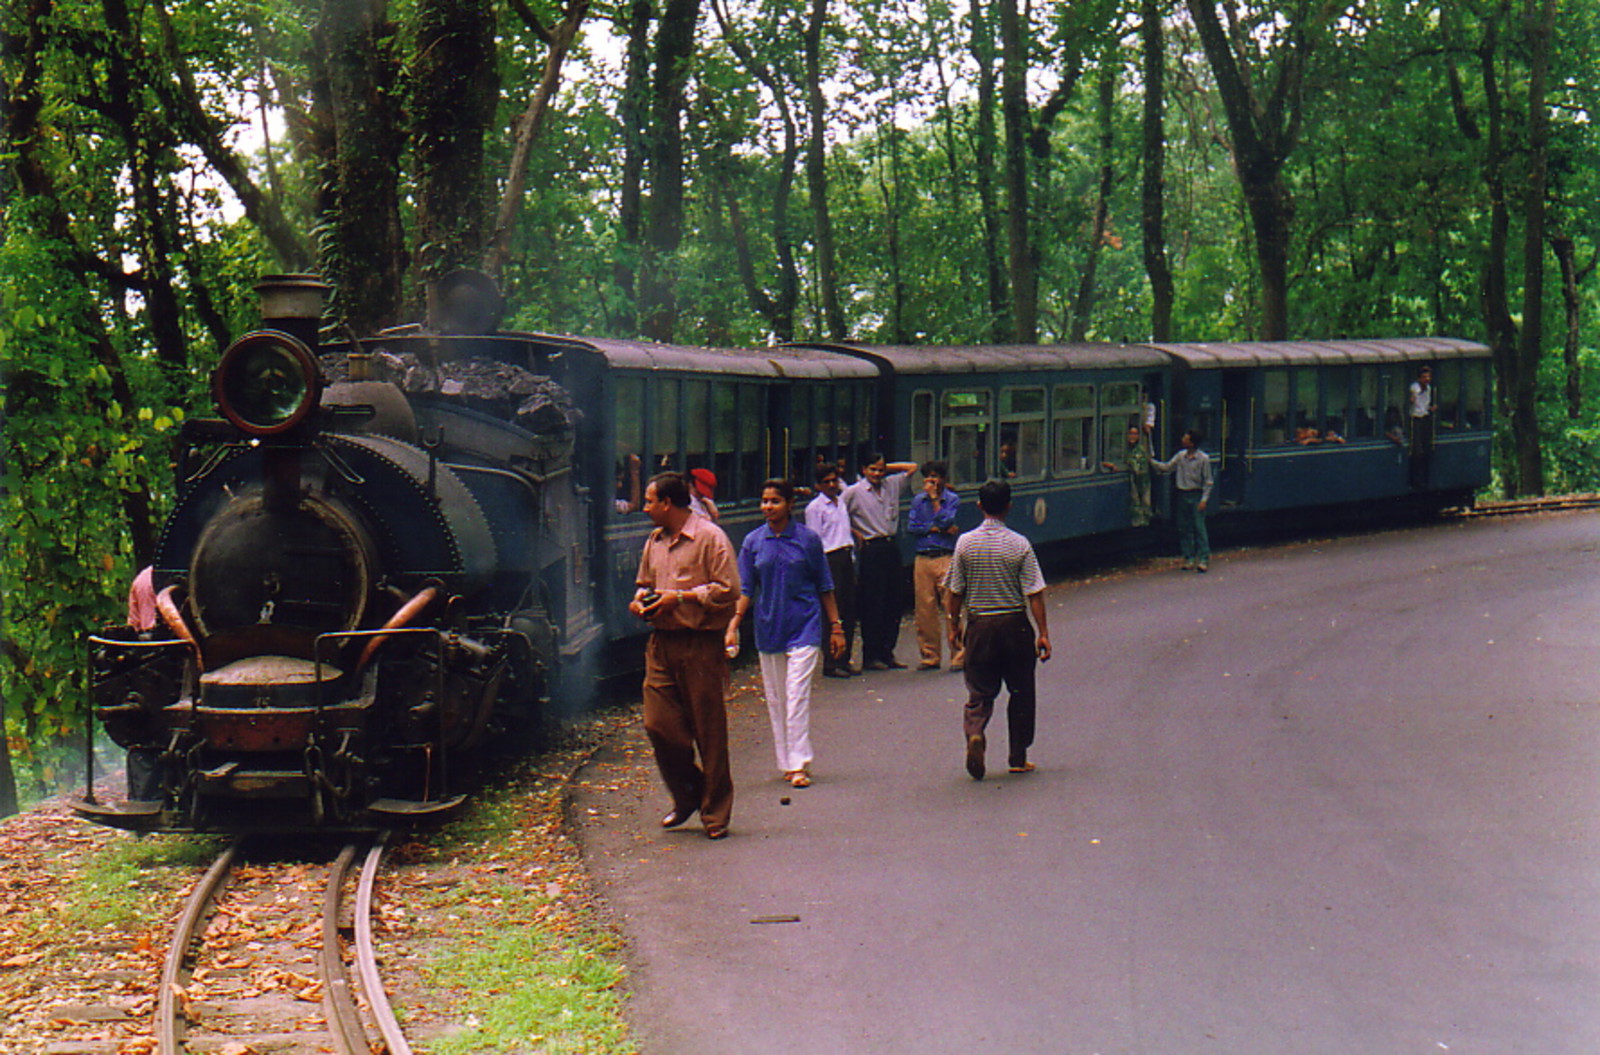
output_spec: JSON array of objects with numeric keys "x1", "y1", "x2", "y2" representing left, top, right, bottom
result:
[{"x1": 570, "y1": 513, "x2": 1600, "y2": 1054}]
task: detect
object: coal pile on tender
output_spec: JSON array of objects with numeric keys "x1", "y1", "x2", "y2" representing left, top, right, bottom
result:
[{"x1": 321, "y1": 350, "x2": 580, "y2": 435}]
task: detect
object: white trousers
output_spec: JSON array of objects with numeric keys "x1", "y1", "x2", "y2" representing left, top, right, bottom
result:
[{"x1": 758, "y1": 645, "x2": 820, "y2": 774}]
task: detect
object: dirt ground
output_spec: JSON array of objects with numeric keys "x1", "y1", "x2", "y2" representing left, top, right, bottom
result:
[{"x1": 0, "y1": 708, "x2": 645, "y2": 1055}]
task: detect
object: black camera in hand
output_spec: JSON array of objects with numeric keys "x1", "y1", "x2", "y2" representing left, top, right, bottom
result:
[{"x1": 639, "y1": 590, "x2": 662, "y2": 616}]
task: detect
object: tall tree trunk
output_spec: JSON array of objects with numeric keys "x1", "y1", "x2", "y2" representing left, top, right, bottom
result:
[
  {"x1": 102, "y1": 0, "x2": 189, "y2": 374},
  {"x1": 970, "y1": 0, "x2": 1010, "y2": 343},
  {"x1": 708, "y1": 0, "x2": 798, "y2": 341},
  {"x1": 0, "y1": 686, "x2": 15, "y2": 818},
  {"x1": 486, "y1": 0, "x2": 591, "y2": 284},
  {"x1": 1071, "y1": 64, "x2": 1116, "y2": 342},
  {"x1": 638, "y1": 0, "x2": 701, "y2": 343},
  {"x1": 150, "y1": 0, "x2": 312, "y2": 270},
  {"x1": 1140, "y1": 0, "x2": 1173, "y2": 342},
  {"x1": 1512, "y1": 0, "x2": 1556, "y2": 496},
  {"x1": 413, "y1": 0, "x2": 499, "y2": 287},
  {"x1": 876, "y1": 126, "x2": 908, "y2": 343},
  {"x1": 1184, "y1": 0, "x2": 1333, "y2": 340},
  {"x1": 1476, "y1": 9, "x2": 1519, "y2": 495},
  {"x1": 317, "y1": 0, "x2": 406, "y2": 333},
  {"x1": 1550, "y1": 235, "x2": 1588, "y2": 421},
  {"x1": 6, "y1": 0, "x2": 157, "y2": 562},
  {"x1": 998, "y1": 0, "x2": 1036, "y2": 343},
  {"x1": 613, "y1": 0, "x2": 653, "y2": 334},
  {"x1": 805, "y1": 0, "x2": 847, "y2": 340}
]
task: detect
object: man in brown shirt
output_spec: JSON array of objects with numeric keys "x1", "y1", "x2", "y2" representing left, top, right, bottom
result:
[{"x1": 630, "y1": 472, "x2": 742, "y2": 839}]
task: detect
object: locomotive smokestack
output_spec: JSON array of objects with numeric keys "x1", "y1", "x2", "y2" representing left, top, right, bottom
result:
[{"x1": 253, "y1": 274, "x2": 330, "y2": 350}]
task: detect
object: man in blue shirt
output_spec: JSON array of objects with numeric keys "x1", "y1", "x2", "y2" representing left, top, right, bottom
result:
[
  {"x1": 907, "y1": 460, "x2": 963, "y2": 670},
  {"x1": 726, "y1": 479, "x2": 846, "y2": 787}
]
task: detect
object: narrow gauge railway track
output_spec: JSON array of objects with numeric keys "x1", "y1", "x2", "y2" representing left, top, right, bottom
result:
[
  {"x1": 1457, "y1": 493, "x2": 1600, "y2": 518},
  {"x1": 157, "y1": 835, "x2": 412, "y2": 1054}
]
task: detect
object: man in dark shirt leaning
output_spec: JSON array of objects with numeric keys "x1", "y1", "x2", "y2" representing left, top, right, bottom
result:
[{"x1": 630, "y1": 472, "x2": 742, "y2": 839}]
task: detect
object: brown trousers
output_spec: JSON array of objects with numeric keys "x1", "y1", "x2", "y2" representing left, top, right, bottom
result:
[
  {"x1": 643, "y1": 631, "x2": 733, "y2": 830},
  {"x1": 960, "y1": 611, "x2": 1037, "y2": 767}
]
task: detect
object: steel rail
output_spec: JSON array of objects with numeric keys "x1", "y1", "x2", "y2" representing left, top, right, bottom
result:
[
  {"x1": 355, "y1": 831, "x2": 414, "y2": 1055},
  {"x1": 1458, "y1": 494, "x2": 1600, "y2": 518},
  {"x1": 321, "y1": 842, "x2": 372, "y2": 1055},
  {"x1": 157, "y1": 839, "x2": 242, "y2": 1055}
]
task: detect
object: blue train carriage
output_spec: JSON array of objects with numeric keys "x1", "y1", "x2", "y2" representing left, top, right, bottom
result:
[
  {"x1": 791, "y1": 342, "x2": 1174, "y2": 549},
  {"x1": 1148, "y1": 337, "x2": 1493, "y2": 517},
  {"x1": 534, "y1": 336, "x2": 882, "y2": 647}
]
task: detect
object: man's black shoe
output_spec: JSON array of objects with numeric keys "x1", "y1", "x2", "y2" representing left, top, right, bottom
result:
[
  {"x1": 882, "y1": 659, "x2": 908, "y2": 669},
  {"x1": 661, "y1": 806, "x2": 697, "y2": 829},
  {"x1": 965, "y1": 734, "x2": 986, "y2": 780}
]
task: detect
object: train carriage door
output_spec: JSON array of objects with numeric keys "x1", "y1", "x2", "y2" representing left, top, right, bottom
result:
[{"x1": 1221, "y1": 368, "x2": 1251, "y2": 506}]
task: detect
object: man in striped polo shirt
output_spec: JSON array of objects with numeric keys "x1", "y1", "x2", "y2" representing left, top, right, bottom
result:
[{"x1": 943, "y1": 479, "x2": 1051, "y2": 780}]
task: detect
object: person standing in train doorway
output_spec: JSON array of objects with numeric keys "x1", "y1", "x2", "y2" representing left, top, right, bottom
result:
[
  {"x1": 844, "y1": 453, "x2": 919, "y2": 670},
  {"x1": 907, "y1": 460, "x2": 964, "y2": 671},
  {"x1": 805, "y1": 463, "x2": 858, "y2": 677},
  {"x1": 1102, "y1": 424, "x2": 1154, "y2": 527},
  {"x1": 944, "y1": 479, "x2": 1050, "y2": 779},
  {"x1": 1149, "y1": 429, "x2": 1213, "y2": 572},
  {"x1": 630, "y1": 472, "x2": 741, "y2": 840},
  {"x1": 1407, "y1": 365, "x2": 1434, "y2": 490}
]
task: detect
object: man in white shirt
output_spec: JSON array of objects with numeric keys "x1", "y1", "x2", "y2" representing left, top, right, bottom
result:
[
  {"x1": 843, "y1": 453, "x2": 918, "y2": 670},
  {"x1": 805, "y1": 464, "x2": 858, "y2": 677},
  {"x1": 1407, "y1": 365, "x2": 1434, "y2": 489}
]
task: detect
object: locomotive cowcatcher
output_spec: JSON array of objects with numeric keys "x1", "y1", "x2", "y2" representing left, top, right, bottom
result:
[{"x1": 76, "y1": 274, "x2": 591, "y2": 833}]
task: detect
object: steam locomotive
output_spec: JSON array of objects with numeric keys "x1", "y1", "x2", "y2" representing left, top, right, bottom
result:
[
  {"x1": 78, "y1": 275, "x2": 593, "y2": 832},
  {"x1": 76, "y1": 271, "x2": 1492, "y2": 834}
]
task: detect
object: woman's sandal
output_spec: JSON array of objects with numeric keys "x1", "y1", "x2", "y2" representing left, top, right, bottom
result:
[{"x1": 788, "y1": 770, "x2": 812, "y2": 788}]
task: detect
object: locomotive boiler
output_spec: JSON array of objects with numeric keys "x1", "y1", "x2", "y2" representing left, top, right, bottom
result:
[{"x1": 78, "y1": 274, "x2": 591, "y2": 832}]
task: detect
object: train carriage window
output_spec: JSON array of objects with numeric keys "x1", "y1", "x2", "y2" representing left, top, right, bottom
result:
[
  {"x1": 1435, "y1": 362, "x2": 1461, "y2": 430},
  {"x1": 790, "y1": 384, "x2": 814, "y2": 484},
  {"x1": 1354, "y1": 366, "x2": 1381, "y2": 439},
  {"x1": 652, "y1": 377, "x2": 680, "y2": 472},
  {"x1": 614, "y1": 375, "x2": 646, "y2": 513},
  {"x1": 1262, "y1": 370, "x2": 1289, "y2": 446},
  {"x1": 614, "y1": 374, "x2": 645, "y2": 466},
  {"x1": 1462, "y1": 361, "x2": 1488, "y2": 430},
  {"x1": 816, "y1": 386, "x2": 835, "y2": 455},
  {"x1": 855, "y1": 383, "x2": 873, "y2": 474},
  {"x1": 1293, "y1": 368, "x2": 1318, "y2": 441},
  {"x1": 712, "y1": 381, "x2": 738, "y2": 499},
  {"x1": 739, "y1": 384, "x2": 764, "y2": 488},
  {"x1": 910, "y1": 391, "x2": 935, "y2": 468},
  {"x1": 1051, "y1": 384, "x2": 1095, "y2": 476},
  {"x1": 999, "y1": 387, "x2": 1046, "y2": 479},
  {"x1": 1383, "y1": 371, "x2": 1408, "y2": 445},
  {"x1": 1099, "y1": 383, "x2": 1142, "y2": 468},
  {"x1": 1322, "y1": 366, "x2": 1351, "y2": 443},
  {"x1": 941, "y1": 389, "x2": 992, "y2": 485},
  {"x1": 832, "y1": 385, "x2": 851, "y2": 474},
  {"x1": 685, "y1": 379, "x2": 711, "y2": 476}
]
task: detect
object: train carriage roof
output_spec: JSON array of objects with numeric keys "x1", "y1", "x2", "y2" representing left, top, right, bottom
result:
[
  {"x1": 1143, "y1": 337, "x2": 1491, "y2": 369},
  {"x1": 786, "y1": 342, "x2": 1170, "y2": 373},
  {"x1": 524, "y1": 334, "x2": 880, "y2": 380}
]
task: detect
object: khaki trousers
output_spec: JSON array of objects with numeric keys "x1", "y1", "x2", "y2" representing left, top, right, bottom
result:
[{"x1": 914, "y1": 553, "x2": 964, "y2": 668}]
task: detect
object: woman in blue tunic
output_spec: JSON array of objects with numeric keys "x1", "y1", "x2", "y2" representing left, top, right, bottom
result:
[{"x1": 726, "y1": 479, "x2": 847, "y2": 787}]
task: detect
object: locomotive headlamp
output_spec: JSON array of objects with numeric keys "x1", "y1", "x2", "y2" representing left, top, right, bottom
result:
[{"x1": 214, "y1": 330, "x2": 321, "y2": 435}]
